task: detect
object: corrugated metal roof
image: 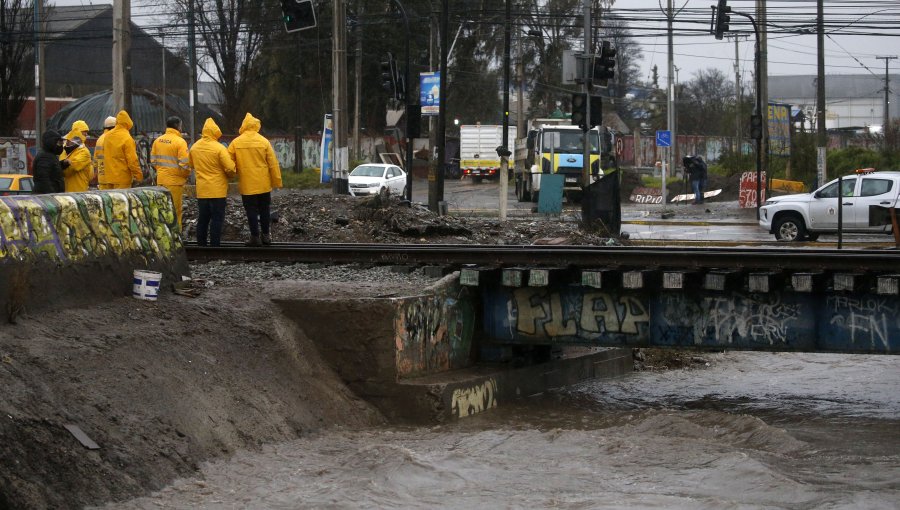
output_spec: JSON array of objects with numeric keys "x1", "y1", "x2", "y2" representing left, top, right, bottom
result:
[
  {"x1": 48, "y1": 89, "x2": 224, "y2": 138},
  {"x1": 44, "y1": 5, "x2": 111, "y2": 39}
]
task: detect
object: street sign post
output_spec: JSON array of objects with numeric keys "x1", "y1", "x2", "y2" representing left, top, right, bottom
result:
[{"x1": 656, "y1": 130, "x2": 672, "y2": 147}]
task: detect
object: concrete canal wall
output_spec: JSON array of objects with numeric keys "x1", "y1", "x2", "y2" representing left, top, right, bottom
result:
[{"x1": 0, "y1": 188, "x2": 189, "y2": 318}]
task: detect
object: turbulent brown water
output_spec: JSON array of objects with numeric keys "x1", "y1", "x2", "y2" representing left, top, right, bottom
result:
[{"x1": 105, "y1": 352, "x2": 900, "y2": 509}]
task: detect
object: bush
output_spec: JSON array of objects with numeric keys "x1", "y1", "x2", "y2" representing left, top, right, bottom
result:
[{"x1": 280, "y1": 167, "x2": 330, "y2": 190}]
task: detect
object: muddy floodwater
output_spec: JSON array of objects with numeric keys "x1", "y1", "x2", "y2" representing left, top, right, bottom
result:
[{"x1": 104, "y1": 352, "x2": 900, "y2": 509}]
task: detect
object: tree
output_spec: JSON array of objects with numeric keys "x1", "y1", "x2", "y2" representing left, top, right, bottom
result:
[
  {"x1": 167, "y1": 0, "x2": 279, "y2": 133},
  {"x1": 596, "y1": 13, "x2": 642, "y2": 126},
  {"x1": 677, "y1": 68, "x2": 733, "y2": 136},
  {"x1": 0, "y1": 0, "x2": 36, "y2": 136}
]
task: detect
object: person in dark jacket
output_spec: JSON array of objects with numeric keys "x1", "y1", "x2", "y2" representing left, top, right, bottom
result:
[
  {"x1": 682, "y1": 155, "x2": 708, "y2": 205},
  {"x1": 32, "y1": 130, "x2": 67, "y2": 194}
]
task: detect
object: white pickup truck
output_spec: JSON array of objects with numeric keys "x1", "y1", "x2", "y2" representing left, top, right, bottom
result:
[{"x1": 759, "y1": 170, "x2": 900, "y2": 241}]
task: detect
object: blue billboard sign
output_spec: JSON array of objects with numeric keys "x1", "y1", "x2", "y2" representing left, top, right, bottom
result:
[{"x1": 419, "y1": 72, "x2": 440, "y2": 116}]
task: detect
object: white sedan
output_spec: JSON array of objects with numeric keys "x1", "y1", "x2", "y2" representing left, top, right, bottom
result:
[{"x1": 348, "y1": 163, "x2": 407, "y2": 197}]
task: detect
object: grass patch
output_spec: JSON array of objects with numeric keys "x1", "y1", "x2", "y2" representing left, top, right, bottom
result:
[{"x1": 281, "y1": 167, "x2": 330, "y2": 190}]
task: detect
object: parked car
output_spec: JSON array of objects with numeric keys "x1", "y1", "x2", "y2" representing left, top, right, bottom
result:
[
  {"x1": 348, "y1": 163, "x2": 406, "y2": 197},
  {"x1": 759, "y1": 169, "x2": 900, "y2": 241},
  {"x1": 0, "y1": 174, "x2": 34, "y2": 196}
]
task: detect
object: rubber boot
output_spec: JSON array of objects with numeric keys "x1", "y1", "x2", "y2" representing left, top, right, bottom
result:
[
  {"x1": 245, "y1": 235, "x2": 262, "y2": 247},
  {"x1": 261, "y1": 233, "x2": 271, "y2": 246}
]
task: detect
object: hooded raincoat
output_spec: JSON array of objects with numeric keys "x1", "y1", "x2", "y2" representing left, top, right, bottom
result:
[
  {"x1": 60, "y1": 120, "x2": 94, "y2": 192},
  {"x1": 151, "y1": 126, "x2": 191, "y2": 227},
  {"x1": 189, "y1": 118, "x2": 236, "y2": 199},
  {"x1": 227, "y1": 113, "x2": 282, "y2": 196},
  {"x1": 99, "y1": 110, "x2": 142, "y2": 189},
  {"x1": 32, "y1": 130, "x2": 65, "y2": 194}
]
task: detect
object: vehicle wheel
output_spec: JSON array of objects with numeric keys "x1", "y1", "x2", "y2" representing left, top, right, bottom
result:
[
  {"x1": 773, "y1": 214, "x2": 806, "y2": 241},
  {"x1": 379, "y1": 187, "x2": 389, "y2": 199},
  {"x1": 516, "y1": 177, "x2": 531, "y2": 202},
  {"x1": 805, "y1": 232, "x2": 819, "y2": 241}
]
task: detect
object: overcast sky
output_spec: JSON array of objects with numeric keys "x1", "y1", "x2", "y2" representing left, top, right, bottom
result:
[
  {"x1": 612, "y1": 0, "x2": 900, "y2": 87},
  {"x1": 53, "y1": 0, "x2": 900, "y2": 87}
]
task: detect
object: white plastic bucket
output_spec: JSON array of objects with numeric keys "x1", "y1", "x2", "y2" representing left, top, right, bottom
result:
[{"x1": 133, "y1": 270, "x2": 162, "y2": 301}]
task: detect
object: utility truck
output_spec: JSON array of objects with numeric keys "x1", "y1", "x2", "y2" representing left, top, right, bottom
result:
[
  {"x1": 459, "y1": 124, "x2": 517, "y2": 183},
  {"x1": 513, "y1": 119, "x2": 614, "y2": 203}
]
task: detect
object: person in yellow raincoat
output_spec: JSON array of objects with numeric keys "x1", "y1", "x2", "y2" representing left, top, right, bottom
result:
[
  {"x1": 99, "y1": 110, "x2": 142, "y2": 189},
  {"x1": 228, "y1": 112, "x2": 282, "y2": 246},
  {"x1": 150, "y1": 116, "x2": 191, "y2": 228},
  {"x1": 92, "y1": 116, "x2": 116, "y2": 187},
  {"x1": 189, "y1": 118, "x2": 236, "y2": 247},
  {"x1": 59, "y1": 120, "x2": 94, "y2": 192}
]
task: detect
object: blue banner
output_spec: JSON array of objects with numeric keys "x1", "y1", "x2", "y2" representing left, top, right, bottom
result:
[
  {"x1": 419, "y1": 72, "x2": 440, "y2": 116},
  {"x1": 320, "y1": 114, "x2": 333, "y2": 183}
]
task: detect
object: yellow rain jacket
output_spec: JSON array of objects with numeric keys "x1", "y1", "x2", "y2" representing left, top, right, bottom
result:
[
  {"x1": 189, "y1": 118, "x2": 236, "y2": 199},
  {"x1": 60, "y1": 120, "x2": 94, "y2": 192},
  {"x1": 227, "y1": 113, "x2": 282, "y2": 196},
  {"x1": 93, "y1": 131, "x2": 108, "y2": 185},
  {"x1": 99, "y1": 110, "x2": 142, "y2": 189},
  {"x1": 151, "y1": 127, "x2": 190, "y2": 185},
  {"x1": 151, "y1": 127, "x2": 191, "y2": 227}
]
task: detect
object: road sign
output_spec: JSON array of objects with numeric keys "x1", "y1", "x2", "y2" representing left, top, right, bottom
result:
[{"x1": 656, "y1": 130, "x2": 672, "y2": 147}]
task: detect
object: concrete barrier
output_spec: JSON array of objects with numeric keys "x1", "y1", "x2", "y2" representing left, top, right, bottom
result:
[{"x1": 0, "y1": 187, "x2": 189, "y2": 320}]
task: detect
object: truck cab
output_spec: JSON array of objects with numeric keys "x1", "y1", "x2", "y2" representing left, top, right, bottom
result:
[{"x1": 514, "y1": 124, "x2": 607, "y2": 203}]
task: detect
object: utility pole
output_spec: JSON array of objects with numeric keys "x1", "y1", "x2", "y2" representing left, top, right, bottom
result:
[
  {"x1": 436, "y1": 0, "x2": 448, "y2": 210},
  {"x1": 112, "y1": 0, "x2": 131, "y2": 113},
  {"x1": 516, "y1": 29, "x2": 525, "y2": 135},
  {"x1": 876, "y1": 56, "x2": 897, "y2": 144},
  {"x1": 664, "y1": 0, "x2": 674, "y2": 208},
  {"x1": 756, "y1": 0, "x2": 767, "y2": 191},
  {"x1": 33, "y1": 0, "x2": 43, "y2": 143},
  {"x1": 159, "y1": 28, "x2": 166, "y2": 126},
  {"x1": 582, "y1": 0, "x2": 592, "y2": 189},
  {"x1": 499, "y1": 0, "x2": 511, "y2": 221},
  {"x1": 727, "y1": 35, "x2": 747, "y2": 154},
  {"x1": 187, "y1": 0, "x2": 196, "y2": 144},
  {"x1": 353, "y1": 7, "x2": 363, "y2": 162},
  {"x1": 332, "y1": 0, "x2": 348, "y2": 194},
  {"x1": 816, "y1": 0, "x2": 826, "y2": 187}
]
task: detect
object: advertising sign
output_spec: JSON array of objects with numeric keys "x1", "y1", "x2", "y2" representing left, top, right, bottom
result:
[
  {"x1": 419, "y1": 72, "x2": 440, "y2": 116},
  {"x1": 768, "y1": 102, "x2": 791, "y2": 156},
  {"x1": 739, "y1": 171, "x2": 767, "y2": 208},
  {"x1": 320, "y1": 114, "x2": 333, "y2": 183}
]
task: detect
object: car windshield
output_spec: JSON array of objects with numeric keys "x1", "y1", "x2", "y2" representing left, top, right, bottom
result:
[
  {"x1": 542, "y1": 131, "x2": 600, "y2": 154},
  {"x1": 350, "y1": 166, "x2": 385, "y2": 178},
  {"x1": 0, "y1": 178, "x2": 12, "y2": 190}
]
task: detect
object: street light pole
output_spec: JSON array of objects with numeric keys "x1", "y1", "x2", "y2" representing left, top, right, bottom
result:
[{"x1": 158, "y1": 28, "x2": 166, "y2": 126}]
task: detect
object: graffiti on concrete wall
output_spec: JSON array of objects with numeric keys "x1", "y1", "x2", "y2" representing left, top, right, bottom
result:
[
  {"x1": 822, "y1": 295, "x2": 900, "y2": 352},
  {"x1": 394, "y1": 288, "x2": 475, "y2": 378},
  {"x1": 650, "y1": 292, "x2": 816, "y2": 350},
  {"x1": 483, "y1": 287, "x2": 651, "y2": 343},
  {"x1": 450, "y1": 377, "x2": 498, "y2": 418},
  {"x1": 0, "y1": 188, "x2": 181, "y2": 263},
  {"x1": 272, "y1": 138, "x2": 296, "y2": 170}
]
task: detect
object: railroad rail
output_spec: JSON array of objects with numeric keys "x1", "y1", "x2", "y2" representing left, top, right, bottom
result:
[{"x1": 184, "y1": 242, "x2": 900, "y2": 273}]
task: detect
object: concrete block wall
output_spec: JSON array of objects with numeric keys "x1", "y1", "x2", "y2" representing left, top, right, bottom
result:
[{"x1": 0, "y1": 188, "x2": 189, "y2": 319}]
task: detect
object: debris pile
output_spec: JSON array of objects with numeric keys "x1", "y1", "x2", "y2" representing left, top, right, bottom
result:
[{"x1": 181, "y1": 191, "x2": 623, "y2": 246}]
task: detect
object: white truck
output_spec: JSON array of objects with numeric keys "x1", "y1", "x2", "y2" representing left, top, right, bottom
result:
[
  {"x1": 513, "y1": 119, "x2": 614, "y2": 203},
  {"x1": 758, "y1": 169, "x2": 900, "y2": 241},
  {"x1": 458, "y1": 124, "x2": 517, "y2": 183}
]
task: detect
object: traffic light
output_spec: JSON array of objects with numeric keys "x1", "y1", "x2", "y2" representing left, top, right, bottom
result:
[
  {"x1": 712, "y1": 0, "x2": 731, "y2": 40},
  {"x1": 381, "y1": 53, "x2": 397, "y2": 98},
  {"x1": 571, "y1": 92, "x2": 587, "y2": 130},
  {"x1": 571, "y1": 93, "x2": 603, "y2": 132},
  {"x1": 281, "y1": 0, "x2": 317, "y2": 33},
  {"x1": 406, "y1": 103, "x2": 421, "y2": 138},
  {"x1": 593, "y1": 41, "x2": 617, "y2": 87},
  {"x1": 750, "y1": 114, "x2": 762, "y2": 140}
]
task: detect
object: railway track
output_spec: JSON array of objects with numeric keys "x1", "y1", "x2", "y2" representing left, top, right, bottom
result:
[{"x1": 184, "y1": 242, "x2": 900, "y2": 273}]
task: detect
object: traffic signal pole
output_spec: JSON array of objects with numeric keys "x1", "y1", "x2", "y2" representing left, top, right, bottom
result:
[{"x1": 582, "y1": 0, "x2": 591, "y2": 193}]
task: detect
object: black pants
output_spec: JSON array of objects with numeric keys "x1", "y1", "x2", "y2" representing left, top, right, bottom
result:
[
  {"x1": 242, "y1": 192, "x2": 271, "y2": 237},
  {"x1": 197, "y1": 198, "x2": 226, "y2": 246}
]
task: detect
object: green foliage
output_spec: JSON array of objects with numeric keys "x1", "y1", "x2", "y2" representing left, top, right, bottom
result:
[
  {"x1": 280, "y1": 167, "x2": 329, "y2": 190},
  {"x1": 640, "y1": 175, "x2": 682, "y2": 188},
  {"x1": 826, "y1": 146, "x2": 900, "y2": 175},
  {"x1": 708, "y1": 150, "x2": 753, "y2": 177}
]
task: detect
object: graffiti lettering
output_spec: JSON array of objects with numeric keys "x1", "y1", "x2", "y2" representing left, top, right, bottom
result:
[
  {"x1": 513, "y1": 289, "x2": 649, "y2": 339},
  {"x1": 450, "y1": 378, "x2": 498, "y2": 418},
  {"x1": 703, "y1": 295, "x2": 800, "y2": 345},
  {"x1": 826, "y1": 296, "x2": 895, "y2": 350}
]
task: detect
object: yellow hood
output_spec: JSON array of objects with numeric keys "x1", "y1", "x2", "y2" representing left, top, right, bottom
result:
[
  {"x1": 65, "y1": 120, "x2": 89, "y2": 142},
  {"x1": 238, "y1": 113, "x2": 261, "y2": 135},
  {"x1": 201, "y1": 118, "x2": 222, "y2": 141},
  {"x1": 115, "y1": 110, "x2": 133, "y2": 130}
]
